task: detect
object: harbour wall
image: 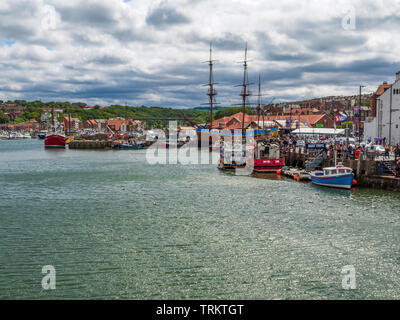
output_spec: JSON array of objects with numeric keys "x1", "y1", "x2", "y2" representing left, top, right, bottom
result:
[
  {"x1": 283, "y1": 149, "x2": 400, "y2": 191},
  {"x1": 69, "y1": 140, "x2": 113, "y2": 149}
]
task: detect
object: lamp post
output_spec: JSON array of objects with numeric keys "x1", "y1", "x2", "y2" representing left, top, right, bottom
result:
[{"x1": 359, "y1": 85, "x2": 366, "y2": 145}]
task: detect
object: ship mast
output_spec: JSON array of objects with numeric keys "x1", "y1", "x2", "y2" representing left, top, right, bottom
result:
[
  {"x1": 239, "y1": 43, "x2": 251, "y2": 135},
  {"x1": 51, "y1": 104, "x2": 55, "y2": 132},
  {"x1": 257, "y1": 74, "x2": 261, "y2": 130},
  {"x1": 202, "y1": 43, "x2": 219, "y2": 129}
]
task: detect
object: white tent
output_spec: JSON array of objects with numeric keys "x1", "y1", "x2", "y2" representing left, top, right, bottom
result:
[{"x1": 291, "y1": 128, "x2": 345, "y2": 135}]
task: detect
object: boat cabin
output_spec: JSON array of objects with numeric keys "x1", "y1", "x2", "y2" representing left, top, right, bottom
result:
[
  {"x1": 255, "y1": 140, "x2": 280, "y2": 159},
  {"x1": 323, "y1": 167, "x2": 352, "y2": 176}
]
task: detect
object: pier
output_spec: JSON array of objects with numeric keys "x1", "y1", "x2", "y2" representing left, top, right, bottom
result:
[{"x1": 283, "y1": 147, "x2": 400, "y2": 191}]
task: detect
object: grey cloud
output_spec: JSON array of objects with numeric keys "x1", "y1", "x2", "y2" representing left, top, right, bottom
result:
[
  {"x1": 184, "y1": 32, "x2": 245, "y2": 51},
  {"x1": 88, "y1": 55, "x2": 127, "y2": 65},
  {"x1": 57, "y1": 3, "x2": 115, "y2": 27},
  {"x1": 146, "y1": 5, "x2": 190, "y2": 27}
]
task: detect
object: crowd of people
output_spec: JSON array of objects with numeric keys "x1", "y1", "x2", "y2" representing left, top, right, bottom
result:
[{"x1": 277, "y1": 136, "x2": 400, "y2": 177}]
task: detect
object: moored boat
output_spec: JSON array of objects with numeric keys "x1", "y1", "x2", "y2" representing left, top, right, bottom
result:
[
  {"x1": 118, "y1": 142, "x2": 147, "y2": 150},
  {"x1": 44, "y1": 134, "x2": 66, "y2": 148},
  {"x1": 310, "y1": 163, "x2": 354, "y2": 189},
  {"x1": 253, "y1": 139, "x2": 284, "y2": 173},
  {"x1": 37, "y1": 130, "x2": 47, "y2": 139}
]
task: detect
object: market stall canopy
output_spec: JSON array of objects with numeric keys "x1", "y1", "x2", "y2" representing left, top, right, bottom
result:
[{"x1": 291, "y1": 128, "x2": 345, "y2": 135}]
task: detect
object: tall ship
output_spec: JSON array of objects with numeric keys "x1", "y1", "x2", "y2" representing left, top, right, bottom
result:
[{"x1": 218, "y1": 44, "x2": 284, "y2": 173}]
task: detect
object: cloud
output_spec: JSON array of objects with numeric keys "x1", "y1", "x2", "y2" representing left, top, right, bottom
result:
[
  {"x1": 0, "y1": 0, "x2": 400, "y2": 106},
  {"x1": 146, "y1": 3, "x2": 190, "y2": 28}
]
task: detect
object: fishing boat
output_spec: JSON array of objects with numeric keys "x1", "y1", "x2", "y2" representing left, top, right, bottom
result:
[
  {"x1": 218, "y1": 140, "x2": 247, "y2": 171},
  {"x1": 253, "y1": 139, "x2": 284, "y2": 173},
  {"x1": 44, "y1": 134, "x2": 66, "y2": 148},
  {"x1": 310, "y1": 163, "x2": 354, "y2": 189},
  {"x1": 37, "y1": 130, "x2": 47, "y2": 139},
  {"x1": 118, "y1": 142, "x2": 147, "y2": 150},
  {"x1": 218, "y1": 137, "x2": 284, "y2": 173},
  {"x1": 44, "y1": 105, "x2": 66, "y2": 148}
]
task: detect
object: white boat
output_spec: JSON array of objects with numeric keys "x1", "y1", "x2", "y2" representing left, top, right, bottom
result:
[{"x1": 14, "y1": 132, "x2": 32, "y2": 139}]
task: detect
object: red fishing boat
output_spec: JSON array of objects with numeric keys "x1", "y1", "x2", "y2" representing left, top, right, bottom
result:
[
  {"x1": 253, "y1": 139, "x2": 284, "y2": 172},
  {"x1": 44, "y1": 134, "x2": 66, "y2": 148},
  {"x1": 218, "y1": 137, "x2": 284, "y2": 173},
  {"x1": 44, "y1": 104, "x2": 66, "y2": 149}
]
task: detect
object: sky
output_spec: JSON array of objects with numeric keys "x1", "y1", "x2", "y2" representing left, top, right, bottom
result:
[{"x1": 1, "y1": 0, "x2": 400, "y2": 108}]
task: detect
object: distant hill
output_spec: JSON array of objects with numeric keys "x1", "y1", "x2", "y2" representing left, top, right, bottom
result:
[
  {"x1": 0, "y1": 100, "x2": 210, "y2": 128},
  {"x1": 192, "y1": 106, "x2": 226, "y2": 111}
]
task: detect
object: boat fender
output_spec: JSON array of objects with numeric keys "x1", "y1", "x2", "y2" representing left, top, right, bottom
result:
[
  {"x1": 352, "y1": 179, "x2": 357, "y2": 186},
  {"x1": 276, "y1": 170, "x2": 282, "y2": 175}
]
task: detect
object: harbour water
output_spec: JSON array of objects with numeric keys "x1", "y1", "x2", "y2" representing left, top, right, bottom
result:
[{"x1": 0, "y1": 139, "x2": 399, "y2": 299}]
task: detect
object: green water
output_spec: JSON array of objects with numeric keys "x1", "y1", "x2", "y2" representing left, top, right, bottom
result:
[{"x1": 0, "y1": 139, "x2": 399, "y2": 299}]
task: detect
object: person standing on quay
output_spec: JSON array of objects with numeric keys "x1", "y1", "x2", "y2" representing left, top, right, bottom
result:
[{"x1": 355, "y1": 147, "x2": 361, "y2": 160}]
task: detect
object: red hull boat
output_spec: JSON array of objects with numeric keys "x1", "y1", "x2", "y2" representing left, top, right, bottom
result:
[
  {"x1": 44, "y1": 134, "x2": 66, "y2": 148},
  {"x1": 253, "y1": 158, "x2": 284, "y2": 173},
  {"x1": 218, "y1": 138, "x2": 284, "y2": 173}
]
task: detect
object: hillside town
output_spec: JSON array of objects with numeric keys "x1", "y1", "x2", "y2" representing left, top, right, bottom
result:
[{"x1": 1, "y1": 71, "x2": 399, "y2": 148}]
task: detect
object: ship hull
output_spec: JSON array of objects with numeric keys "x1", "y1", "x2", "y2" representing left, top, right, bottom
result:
[
  {"x1": 44, "y1": 134, "x2": 66, "y2": 149},
  {"x1": 310, "y1": 172, "x2": 353, "y2": 189},
  {"x1": 253, "y1": 158, "x2": 284, "y2": 173}
]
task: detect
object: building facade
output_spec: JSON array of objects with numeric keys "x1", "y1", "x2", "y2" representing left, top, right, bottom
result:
[{"x1": 364, "y1": 72, "x2": 400, "y2": 145}]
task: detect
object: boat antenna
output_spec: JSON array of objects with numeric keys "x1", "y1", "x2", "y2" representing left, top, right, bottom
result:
[{"x1": 201, "y1": 43, "x2": 219, "y2": 129}]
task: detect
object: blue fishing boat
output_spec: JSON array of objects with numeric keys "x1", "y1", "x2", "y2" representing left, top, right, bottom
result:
[{"x1": 310, "y1": 163, "x2": 354, "y2": 189}]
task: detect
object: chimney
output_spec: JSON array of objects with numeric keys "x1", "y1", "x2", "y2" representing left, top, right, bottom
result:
[{"x1": 396, "y1": 71, "x2": 400, "y2": 81}]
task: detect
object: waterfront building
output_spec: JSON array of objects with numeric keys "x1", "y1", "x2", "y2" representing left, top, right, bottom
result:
[
  {"x1": 364, "y1": 72, "x2": 400, "y2": 145},
  {"x1": 62, "y1": 116, "x2": 82, "y2": 131},
  {"x1": 208, "y1": 112, "x2": 334, "y2": 131},
  {"x1": 83, "y1": 119, "x2": 98, "y2": 130},
  {"x1": 107, "y1": 119, "x2": 143, "y2": 132}
]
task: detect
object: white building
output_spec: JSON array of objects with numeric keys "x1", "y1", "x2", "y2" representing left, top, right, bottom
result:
[{"x1": 364, "y1": 72, "x2": 400, "y2": 145}]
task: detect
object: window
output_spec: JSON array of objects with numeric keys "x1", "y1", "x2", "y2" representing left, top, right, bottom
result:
[
  {"x1": 339, "y1": 169, "x2": 346, "y2": 174},
  {"x1": 330, "y1": 169, "x2": 337, "y2": 175}
]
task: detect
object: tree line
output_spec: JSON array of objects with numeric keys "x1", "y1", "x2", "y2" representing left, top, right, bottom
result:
[{"x1": 0, "y1": 100, "x2": 253, "y2": 127}]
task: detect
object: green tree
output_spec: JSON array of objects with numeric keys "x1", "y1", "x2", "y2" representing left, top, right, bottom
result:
[
  {"x1": 214, "y1": 106, "x2": 253, "y2": 120},
  {"x1": 0, "y1": 113, "x2": 10, "y2": 124}
]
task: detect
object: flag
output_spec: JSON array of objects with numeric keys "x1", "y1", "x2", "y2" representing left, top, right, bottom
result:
[{"x1": 335, "y1": 113, "x2": 348, "y2": 123}]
